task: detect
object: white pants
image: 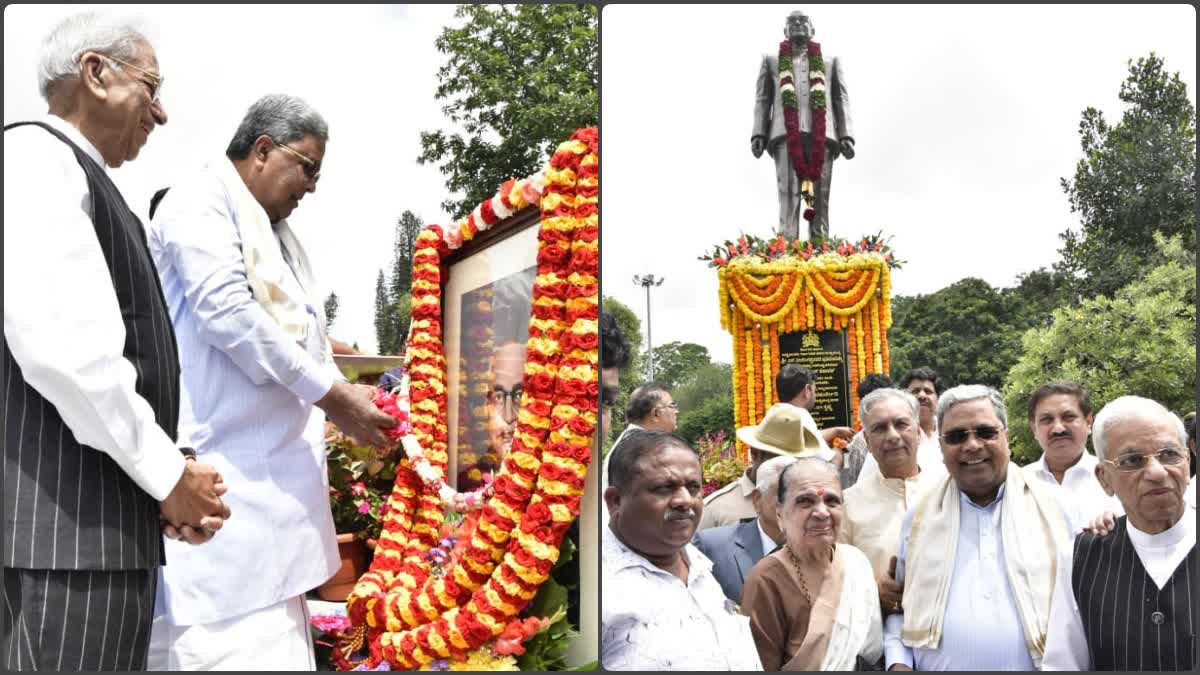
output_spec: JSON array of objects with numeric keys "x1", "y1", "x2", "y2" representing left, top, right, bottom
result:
[{"x1": 146, "y1": 594, "x2": 315, "y2": 670}]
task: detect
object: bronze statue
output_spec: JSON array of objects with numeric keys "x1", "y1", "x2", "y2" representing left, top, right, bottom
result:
[{"x1": 752, "y1": 10, "x2": 854, "y2": 241}]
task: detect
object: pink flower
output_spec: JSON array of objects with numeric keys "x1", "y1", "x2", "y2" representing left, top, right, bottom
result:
[
  {"x1": 358, "y1": 501, "x2": 371, "y2": 514},
  {"x1": 351, "y1": 482, "x2": 367, "y2": 496}
]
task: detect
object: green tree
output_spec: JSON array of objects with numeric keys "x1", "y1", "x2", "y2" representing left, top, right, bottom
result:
[
  {"x1": 887, "y1": 278, "x2": 1013, "y2": 389},
  {"x1": 323, "y1": 291, "x2": 340, "y2": 330},
  {"x1": 388, "y1": 293, "x2": 413, "y2": 353},
  {"x1": 648, "y1": 341, "x2": 711, "y2": 391},
  {"x1": 673, "y1": 362, "x2": 735, "y2": 446},
  {"x1": 601, "y1": 297, "x2": 644, "y2": 445},
  {"x1": 1056, "y1": 53, "x2": 1197, "y2": 300},
  {"x1": 1005, "y1": 234, "x2": 1196, "y2": 464},
  {"x1": 373, "y1": 270, "x2": 396, "y2": 355},
  {"x1": 390, "y1": 211, "x2": 422, "y2": 301},
  {"x1": 418, "y1": 4, "x2": 599, "y2": 217}
]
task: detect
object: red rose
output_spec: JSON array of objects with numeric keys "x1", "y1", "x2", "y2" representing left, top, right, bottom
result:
[
  {"x1": 528, "y1": 372, "x2": 556, "y2": 396},
  {"x1": 539, "y1": 463, "x2": 562, "y2": 482},
  {"x1": 560, "y1": 378, "x2": 589, "y2": 397},
  {"x1": 480, "y1": 199, "x2": 497, "y2": 225},
  {"x1": 537, "y1": 244, "x2": 569, "y2": 267},
  {"x1": 570, "y1": 444, "x2": 591, "y2": 464},
  {"x1": 525, "y1": 501, "x2": 553, "y2": 526},
  {"x1": 532, "y1": 525, "x2": 557, "y2": 545},
  {"x1": 567, "y1": 415, "x2": 594, "y2": 436}
]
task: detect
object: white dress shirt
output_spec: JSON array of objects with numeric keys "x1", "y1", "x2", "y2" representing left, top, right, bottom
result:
[
  {"x1": 3, "y1": 115, "x2": 186, "y2": 501},
  {"x1": 601, "y1": 523, "x2": 762, "y2": 671},
  {"x1": 1022, "y1": 451, "x2": 1124, "y2": 523},
  {"x1": 148, "y1": 162, "x2": 339, "y2": 625},
  {"x1": 884, "y1": 485, "x2": 1040, "y2": 671},
  {"x1": 756, "y1": 518, "x2": 778, "y2": 556},
  {"x1": 858, "y1": 427, "x2": 946, "y2": 487},
  {"x1": 1042, "y1": 511, "x2": 1196, "y2": 670}
]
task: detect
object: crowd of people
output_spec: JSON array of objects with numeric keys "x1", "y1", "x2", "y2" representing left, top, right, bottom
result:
[
  {"x1": 600, "y1": 313, "x2": 1196, "y2": 671},
  {"x1": 4, "y1": 13, "x2": 396, "y2": 670}
]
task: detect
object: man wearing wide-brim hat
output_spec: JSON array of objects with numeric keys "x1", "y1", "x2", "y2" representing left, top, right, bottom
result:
[{"x1": 699, "y1": 403, "x2": 837, "y2": 531}]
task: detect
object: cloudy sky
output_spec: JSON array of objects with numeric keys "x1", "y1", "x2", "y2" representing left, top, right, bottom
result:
[
  {"x1": 5, "y1": 4, "x2": 465, "y2": 353},
  {"x1": 601, "y1": 4, "x2": 1196, "y2": 365}
]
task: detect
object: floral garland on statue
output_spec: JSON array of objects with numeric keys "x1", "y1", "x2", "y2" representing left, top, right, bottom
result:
[
  {"x1": 335, "y1": 128, "x2": 599, "y2": 671},
  {"x1": 779, "y1": 39, "x2": 826, "y2": 222}
]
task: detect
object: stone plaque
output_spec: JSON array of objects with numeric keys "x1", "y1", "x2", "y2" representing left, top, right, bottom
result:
[{"x1": 777, "y1": 329, "x2": 851, "y2": 429}]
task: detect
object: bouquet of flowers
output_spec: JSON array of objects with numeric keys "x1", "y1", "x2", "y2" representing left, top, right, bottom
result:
[
  {"x1": 325, "y1": 389, "x2": 410, "y2": 542},
  {"x1": 696, "y1": 430, "x2": 745, "y2": 497}
]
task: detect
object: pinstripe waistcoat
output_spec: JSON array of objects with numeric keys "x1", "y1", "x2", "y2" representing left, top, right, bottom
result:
[{"x1": 3, "y1": 121, "x2": 179, "y2": 571}]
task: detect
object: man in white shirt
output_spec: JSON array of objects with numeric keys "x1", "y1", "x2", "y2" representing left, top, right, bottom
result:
[
  {"x1": 840, "y1": 388, "x2": 940, "y2": 618},
  {"x1": 1021, "y1": 381, "x2": 1123, "y2": 522},
  {"x1": 145, "y1": 94, "x2": 396, "y2": 670},
  {"x1": 602, "y1": 430, "x2": 762, "y2": 670},
  {"x1": 1042, "y1": 396, "x2": 1195, "y2": 671},
  {"x1": 3, "y1": 12, "x2": 229, "y2": 670},
  {"x1": 884, "y1": 385, "x2": 1074, "y2": 671}
]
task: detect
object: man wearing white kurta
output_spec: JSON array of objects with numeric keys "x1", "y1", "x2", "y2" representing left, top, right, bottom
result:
[
  {"x1": 839, "y1": 389, "x2": 940, "y2": 617},
  {"x1": 145, "y1": 94, "x2": 395, "y2": 670},
  {"x1": 1042, "y1": 396, "x2": 1196, "y2": 671}
]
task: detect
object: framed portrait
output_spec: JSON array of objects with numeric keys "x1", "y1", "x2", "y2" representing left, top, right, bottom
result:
[{"x1": 442, "y1": 206, "x2": 541, "y2": 490}]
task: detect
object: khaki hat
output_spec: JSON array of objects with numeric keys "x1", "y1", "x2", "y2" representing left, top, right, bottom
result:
[{"x1": 736, "y1": 403, "x2": 832, "y2": 458}]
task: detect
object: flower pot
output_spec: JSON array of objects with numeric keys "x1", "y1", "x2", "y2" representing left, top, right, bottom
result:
[{"x1": 317, "y1": 533, "x2": 368, "y2": 602}]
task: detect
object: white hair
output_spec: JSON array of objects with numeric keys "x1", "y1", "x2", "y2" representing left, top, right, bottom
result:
[
  {"x1": 1092, "y1": 395, "x2": 1187, "y2": 460},
  {"x1": 859, "y1": 388, "x2": 919, "y2": 427},
  {"x1": 936, "y1": 384, "x2": 1008, "y2": 430},
  {"x1": 755, "y1": 455, "x2": 796, "y2": 497},
  {"x1": 38, "y1": 12, "x2": 154, "y2": 102}
]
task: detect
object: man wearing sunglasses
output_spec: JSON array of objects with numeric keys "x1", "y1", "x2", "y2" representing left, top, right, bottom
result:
[
  {"x1": 884, "y1": 385, "x2": 1077, "y2": 671},
  {"x1": 1042, "y1": 396, "x2": 1195, "y2": 670},
  {"x1": 4, "y1": 12, "x2": 230, "y2": 670},
  {"x1": 145, "y1": 94, "x2": 396, "y2": 669}
]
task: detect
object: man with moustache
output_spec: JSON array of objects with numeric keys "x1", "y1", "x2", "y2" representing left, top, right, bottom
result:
[
  {"x1": 4, "y1": 12, "x2": 230, "y2": 670},
  {"x1": 1021, "y1": 381, "x2": 1123, "y2": 522},
  {"x1": 146, "y1": 94, "x2": 395, "y2": 669},
  {"x1": 884, "y1": 385, "x2": 1076, "y2": 671},
  {"x1": 601, "y1": 430, "x2": 762, "y2": 670},
  {"x1": 694, "y1": 454, "x2": 795, "y2": 604},
  {"x1": 1041, "y1": 396, "x2": 1195, "y2": 670},
  {"x1": 839, "y1": 389, "x2": 941, "y2": 618}
]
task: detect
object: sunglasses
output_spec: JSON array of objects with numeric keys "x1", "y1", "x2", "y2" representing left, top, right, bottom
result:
[
  {"x1": 270, "y1": 137, "x2": 321, "y2": 181},
  {"x1": 1102, "y1": 447, "x2": 1188, "y2": 473},
  {"x1": 940, "y1": 424, "x2": 1002, "y2": 445}
]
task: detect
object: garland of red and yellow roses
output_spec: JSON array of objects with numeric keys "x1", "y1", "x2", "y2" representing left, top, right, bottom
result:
[
  {"x1": 780, "y1": 38, "x2": 826, "y2": 222},
  {"x1": 335, "y1": 128, "x2": 599, "y2": 670},
  {"x1": 717, "y1": 237, "x2": 892, "y2": 463}
]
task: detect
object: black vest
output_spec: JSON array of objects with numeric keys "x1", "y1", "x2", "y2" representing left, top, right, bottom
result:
[
  {"x1": 1072, "y1": 516, "x2": 1196, "y2": 671},
  {"x1": 3, "y1": 121, "x2": 180, "y2": 570}
]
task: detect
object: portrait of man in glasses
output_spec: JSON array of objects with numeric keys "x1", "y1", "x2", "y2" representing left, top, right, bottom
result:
[
  {"x1": 883, "y1": 384, "x2": 1079, "y2": 671},
  {"x1": 1042, "y1": 395, "x2": 1195, "y2": 670},
  {"x1": 455, "y1": 267, "x2": 536, "y2": 492}
]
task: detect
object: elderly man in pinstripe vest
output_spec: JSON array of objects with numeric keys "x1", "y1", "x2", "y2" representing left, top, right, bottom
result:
[
  {"x1": 3, "y1": 11, "x2": 231, "y2": 671},
  {"x1": 1042, "y1": 396, "x2": 1195, "y2": 671}
]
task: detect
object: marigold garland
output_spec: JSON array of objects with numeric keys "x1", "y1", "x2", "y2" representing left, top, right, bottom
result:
[
  {"x1": 715, "y1": 245, "x2": 893, "y2": 438},
  {"x1": 337, "y1": 128, "x2": 598, "y2": 670}
]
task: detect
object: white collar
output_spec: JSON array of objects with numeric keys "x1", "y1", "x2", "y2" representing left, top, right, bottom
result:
[
  {"x1": 604, "y1": 521, "x2": 712, "y2": 582},
  {"x1": 43, "y1": 114, "x2": 107, "y2": 170},
  {"x1": 1032, "y1": 450, "x2": 1098, "y2": 479},
  {"x1": 756, "y1": 518, "x2": 779, "y2": 554},
  {"x1": 1127, "y1": 511, "x2": 1192, "y2": 549}
]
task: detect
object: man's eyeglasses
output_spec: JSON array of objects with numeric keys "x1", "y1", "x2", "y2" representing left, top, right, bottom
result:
[
  {"x1": 657, "y1": 401, "x2": 678, "y2": 411},
  {"x1": 101, "y1": 54, "x2": 164, "y2": 103},
  {"x1": 488, "y1": 385, "x2": 523, "y2": 414},
  {"x1": 940, "y1": 425, "x2": 1002, "y2": 445},
  {"x1": 271, "y1": 138, "x2": 321, "y2": 181},
  {"x1": 1103, "y1": 447, "x2": 1188, "y2": 473}
]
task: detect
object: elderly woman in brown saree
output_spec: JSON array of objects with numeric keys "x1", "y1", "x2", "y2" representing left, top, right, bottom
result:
[{"x1": 741, "y1": 457, "x2": 883, "y2": 671}]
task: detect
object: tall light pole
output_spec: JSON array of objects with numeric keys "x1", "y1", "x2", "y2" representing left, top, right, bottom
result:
[{"x1": 633, "y1": 274, "x2": 665, "y2": 381}]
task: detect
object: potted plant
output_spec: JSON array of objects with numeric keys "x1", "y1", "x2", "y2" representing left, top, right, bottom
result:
[
  {"x1": 320, "y1": 422, "x2": 397, "y2": 602},
  {"x1": 696, "y1": 430, "x2": 745, "y2": 498}
]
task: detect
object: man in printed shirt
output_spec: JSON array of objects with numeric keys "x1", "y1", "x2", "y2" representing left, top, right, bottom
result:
[
  {"x1": 3, "y1": 12, "x2": 229, "y2": 670},
  {"x1": 1021, "y1": 381, "x2": 1123, "y2": 522},
  {"x1": 602, "y1": 430, "x2": 762, "y2": 671},
  {"x1": 1042, "y1": 396, "x2": 1195, "y2": 671},
  {"x1": 145, "y1": 94, "x2": 395, "y2": 669}
]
